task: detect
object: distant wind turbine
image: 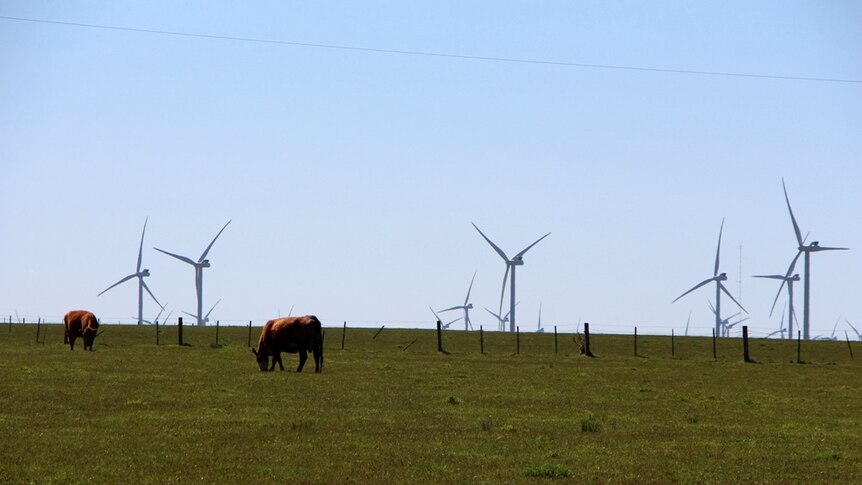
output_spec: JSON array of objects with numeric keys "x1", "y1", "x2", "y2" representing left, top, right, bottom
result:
[
  {"x1": 766, "y1": 308, "x2": 788, "y2": 339},
  {"x1": 472, "y1": 223, "x2": 550, "y2": 332},
  {"x1": 847, "y1": 320, "x2": 861, "y2": 341},
  {"x1": 99, "y1": 217, "x2": 163, "y2": 325},
  {"x1": 439, "y1": 271, "x2": 477, "y2": 331},
  {"x1": 536, "y1": 302, "x2": 544, "y2": 333},
  {"x1": 753, "y1": 272, "x2": 800, "y2": 341},
  {"x1": 183, "y1": 299, "x2": 221, "y2": 326},
  {"x1": 776, "y1": 179, "x2": 849, "y2": 340},
  {"x1": 429, "y1": 307, "x2": 462, "y2": 330},
  {"x1": 673, "y1": 219, "x2": 746, "y2": 336},
  {"x1": 155, "y1": 220, "x2": 231, "y2": 326}
]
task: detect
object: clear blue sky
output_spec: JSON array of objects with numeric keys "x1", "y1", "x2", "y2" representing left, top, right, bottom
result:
[{"x1": 2, "y1": 1, "x2": 860, "y2": 337}]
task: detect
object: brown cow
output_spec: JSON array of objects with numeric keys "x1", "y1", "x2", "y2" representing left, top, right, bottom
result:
[
  {"x1": 64, "y1": 310, "x2": 99, "y2": 351},
  {"x1": 252, "y1": 315, "x2": 323, "y2": 373}
]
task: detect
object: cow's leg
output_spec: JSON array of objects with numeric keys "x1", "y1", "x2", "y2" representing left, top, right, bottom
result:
[
  {"x1": 269, "y1": 353, "x2": 284, "y2": 371},
  {"x1": 297, "y1": 349, "x2": 307, "y2": 372},
  {"x1": 69, "y1": 334, "x2": 76, "y2": 351},
  {"x1": 313, "y1": 347, "x2": 321, "y2": 373}
]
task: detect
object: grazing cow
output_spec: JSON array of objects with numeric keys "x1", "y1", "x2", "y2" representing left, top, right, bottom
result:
[
  {"x1": 64, "y1": 310, "x2": 99, "y2": 351},
  {"x1": 252, "y1": 315, "x2": 323, "y2": 373}
]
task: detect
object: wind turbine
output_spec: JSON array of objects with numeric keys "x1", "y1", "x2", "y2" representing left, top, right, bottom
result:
[
  {"x1": 684, "y1": 311, "x2": 691, "y2": 337},
  {"x1": 847, "y1": 320, "x2": 861, "y2": 341},
  {"x1": 99, "y1": 217, "x2": 163, "y2": 325},
  {"x1": 485, "y1": 302, "x2": 519, "y2": 331},
  {"x1": 472, "y1": 223, "x2": 550, "y2": 332},
  {"x1": 777, "y1": 179, "x2": 848, "y2": 340},
  {"x1": 439, "y1": 271, "x2": 477, "y2": 331},
  {"x1": 138, "y1": 305, "x2": 166, "y2": 325},
  {"x1": 183, "y1": 299, "x2": 221, "y2": 326},
  {"x1": 766, "y1": 309, "x2": 788, "y2": 339},
  {"x1": 429, "y1": 307, "x2": 462, "y2": 329},
  {"x1": 672, "y1": 219, "x2": 746, "y2": 336},
  {"x1": 753, "y1": 272, "x2": 800, "y2": 341},
  {"x1": 536, "y1": 302, "x2": 544, "y2": 333},
  {"x1": 155, "y1": 220, "x2": 231, "y2": 327}
]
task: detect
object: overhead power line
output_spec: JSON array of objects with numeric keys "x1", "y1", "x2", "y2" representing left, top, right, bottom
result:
[{"x1": 2, "y1": 15, "x2": 860, "y2": 84}]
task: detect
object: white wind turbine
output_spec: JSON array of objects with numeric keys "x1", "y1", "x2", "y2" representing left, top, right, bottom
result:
[
  {"x1": 155, "y1": 220, "x2": 231, "y2": 327},
  {"x1": 536, "y1": 302, "x2": 544, "y2": 333},
  {"x1": 776, "y1": 179, "x2": 849, "y2": 340},
  {"x1": 753, "y1": 272, "x2": 800, "y2": 341},
  {"x1": 99, "y1": 217, "x2": 163, "y2": 325},
  {"x1": 472, "y1": 223, "x2": 550, "y2": 333},
  {"x1": 183, "y1": 299, "x2": 221, "y2": 326},
  {"x1": 847, "y1": 320, "x2": 861, "y2": 341},
  {"x1": 429, "y1": 307, "x2": 462, "y2": 330},
  {"x1": 672, "y1": 219, "x2": 746, "y2": 336},
  {"x1": 439, "y1": 271, "x2": 477, "y2": 331}
]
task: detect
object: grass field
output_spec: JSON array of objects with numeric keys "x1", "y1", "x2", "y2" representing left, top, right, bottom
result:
[{"x1": 1, "y1": 323, "x2": 860, "y2": 484}]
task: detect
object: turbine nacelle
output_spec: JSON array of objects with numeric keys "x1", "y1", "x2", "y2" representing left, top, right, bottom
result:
[
  {"x1": 200, "y1": 260, "x2": 211, "y2": 268},
  {"x1": 140, "y1": 269, "x2": 151, "y2": 277},
  {"x1": 716, "y1": 272, "x2": 727, "y2": 281}
]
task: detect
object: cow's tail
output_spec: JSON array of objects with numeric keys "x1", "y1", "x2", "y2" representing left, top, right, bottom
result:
[{"x1": 312, "y1": 315, "x2": 323, "y2": 373}]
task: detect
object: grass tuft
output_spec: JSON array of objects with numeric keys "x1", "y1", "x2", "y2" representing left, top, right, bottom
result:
[
  {"x1": 521, "y1": 464, "x2": 572, "y2": 478},
  {"x1": 581, "y1": 414, "x2": 604, "y2": 433},
  {"x1": 447, "y1": 396, "x2": 461, "y2": 405}
]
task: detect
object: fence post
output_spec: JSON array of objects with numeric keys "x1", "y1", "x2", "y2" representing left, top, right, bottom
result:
[
  {"x1": 516, "y1": 326, "x2": 520, "y2": 355},
  {"x1": 742, "y1": 325, "x2": 751, "y2": 362},
  {"x1": 480, "y1": 325, "x2": 484, "y2": 354},
  {"x1": 554, "y1": 325, "x2": 558, "y2": 355},
  {"x1": 583, "y1": 322, "x2": 594, "y2": 357},
  {"x1": 712, "y1": 328, "x2": 717, "y2": 360},
  {"x1": 247, "y1": 321, "x2": 252, "y2": 347},
  {"x1": 178, "y1": 317, "x2": 184, "y2": 346},
  {"x1": 8, "y1": 315, "x2": 11, "y2": 333},
  {"x1": 436, "y1": 320, "x2": 443, "y2": 353},
  {"x1": 36, "y1": 317, "x2": 41, "y2": 343},
  {"x1": 671, "y1": 329, "x2": 675, "y2": 358},
  {"x1": 156, "y1": 317, "x2": 160, "y2": 346},
  {"x1": 633, "y1": 326, "x2": 638, "y2": 357},
  {"x1": 373, "y1": 325, "x2": 385, "y2": 340},
  {"x1": 341, "y1": 321, "x2": 347, "y2": 350},
  {"x1": 846, "y1": 330, "x2": 854, "y2": 360},
  {"x1": 215, "y1": 320, "x2": 220, "y2": 346}
]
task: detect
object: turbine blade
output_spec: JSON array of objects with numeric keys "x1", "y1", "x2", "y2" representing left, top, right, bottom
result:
[
  {"x1": 472, "y1": 223, "x2": 509, "y2": 261},
  {"x1": 205, "y1": 299, "x2": 221, "y2": 319},
  {"x1": 98, "y1": 273, "x2": 137, "y2": 296},
  {"x1": 154, "y1": 247, "x2": 197, "y2": 266},
  {"x1": 199, "y1": 219, "x2": 232, "y2": 263},
  {"x1": 771, "y1": 250, "x2": 803, "y2": 314},
  {"x1": 438, "y1": 306, "x2": 461, "y2": 313},
  {"x1": 752, "y1": 275, "x2": 786, "y2": 280},
  {"x1": 464, "y1": 270, "x2": 477, "y2": 305},
  {"x1": 847, "y1": 320, "x2": 860, "y2": 338},
  {"x1": 498, "y1": 265, "x2": 510, "y2": 318},
  {"x1": 707, "y1": 299, "x2": 716, "y2": 315},
  {"x1": 514, "y1": 232, "x2": 551, "y2": 259},
  {"x1": 719, "y1": 282, "x2": 747, "y2": 313},
  {"x1": 137, "y1": 217, "x2": 148, "y2": 272},
  {"x1": 714, "y1": 218, "x2": 724, "y2": 277},
  {"x1": 181, "y1": 311, "x2": 196, "y2": 319},
  {"x1": 141, "y1": 280, "x2": 162, "y2": 309},
  {"x1": 782, "y1": 178, "x2": 804, "y2": 247},
  {"x1": 429, "y1": 306, "x2": 442, "y2": 322},
  {"x1": 672, "y1": 277, "x2": 714, "y2": 303},
  {"x1": 811, "y1": 246, "x2": 849, "y2": 252}
]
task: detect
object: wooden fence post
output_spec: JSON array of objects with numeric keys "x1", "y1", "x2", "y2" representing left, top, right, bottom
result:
[
  {"x1": 373, "y1": 325, "x2": 385, "y2": 340},
  {"x1": 341, "y1": 321, "x2": 347, "y2": 350},
  {"x1": 480, "y1": 325, "x2": 484, "y2": 354},
  {"x1": 516, "y1": 326, "x2": 520, "y2": 355},
  {"x1": 436, "y1": 320, "x2": 443, "y2": 353},
  {"x1": 712, "y1": 328, "x2": 717, "y2": 360},
  {"x1": 247, "y1": 321, "x2": 252, "y2": 347},
  {"x1": 554, "y1": 325, "x2": 558, "y2": 355},
  {"x1": 583, "y1": 322, "x2": 594, "y2": 357},
  {"x1": 742, "y1": 325, "x2": 751, "y2": 362},
  {"x1": 846, "y1": 330, "x2": 854, "y2": 360},
  {"x1": 178, "y1": 317, "x2": 184, "y2": 346},
  {"x1": 36, "y1": 317, "x2": 41, "y2": 343},
  {"x1": 215, "y1": 320, "x2": 220, "y2": 346},
  {"x1": 155, "y1": 317, "x2": 160, "y2": 346},
  {"x1": 633, "y1": 326, "x2": 638, "y2": 357}
]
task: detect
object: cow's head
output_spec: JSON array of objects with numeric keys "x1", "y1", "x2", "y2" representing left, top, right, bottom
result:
[
  {"x1": 251, "y1": 347, "x2": 269, "y2": 371},
  {"x1": 82, "y1": 326, "x2": 98, "y2": 350}
]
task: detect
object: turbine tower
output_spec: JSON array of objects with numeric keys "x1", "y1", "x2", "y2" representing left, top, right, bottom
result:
[
  {"x1": 155, "y1": 220, "x2": 231, "y2": 326},
  {"x1": 672, "y1": 219, "x2": 746, "y2": 336},
  {"x1": 473, "y1": 223, "x2": 550, "y2": 332},
  {"x1": 778, "y1": 179, "x2": 848, "y2": 340},
  {"x1": 439, "y1": 271, "x2": 477, "y2": 331},
  {"x1": 753, "y1": 272, "x2": 800, "y2": 340},
  {"x1": 98, "y1": 217, "x2": 163, "y2": 325}
]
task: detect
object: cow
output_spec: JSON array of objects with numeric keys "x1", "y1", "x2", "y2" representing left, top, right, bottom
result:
[
  {"x1": 252, "y1": 315, "x2": 323, "y2": 373},
  {"x1": 64, "y1": 310, "x2": 99, "y2": 351}
]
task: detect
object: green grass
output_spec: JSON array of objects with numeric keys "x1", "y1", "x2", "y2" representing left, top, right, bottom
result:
[{"x1": 1, "y1": 323, "x2": 860, "y2": 483}]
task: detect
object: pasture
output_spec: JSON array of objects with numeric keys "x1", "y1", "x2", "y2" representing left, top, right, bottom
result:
[{"x1": 1, "y1": 323, "x2": 860, "y2": 484}]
